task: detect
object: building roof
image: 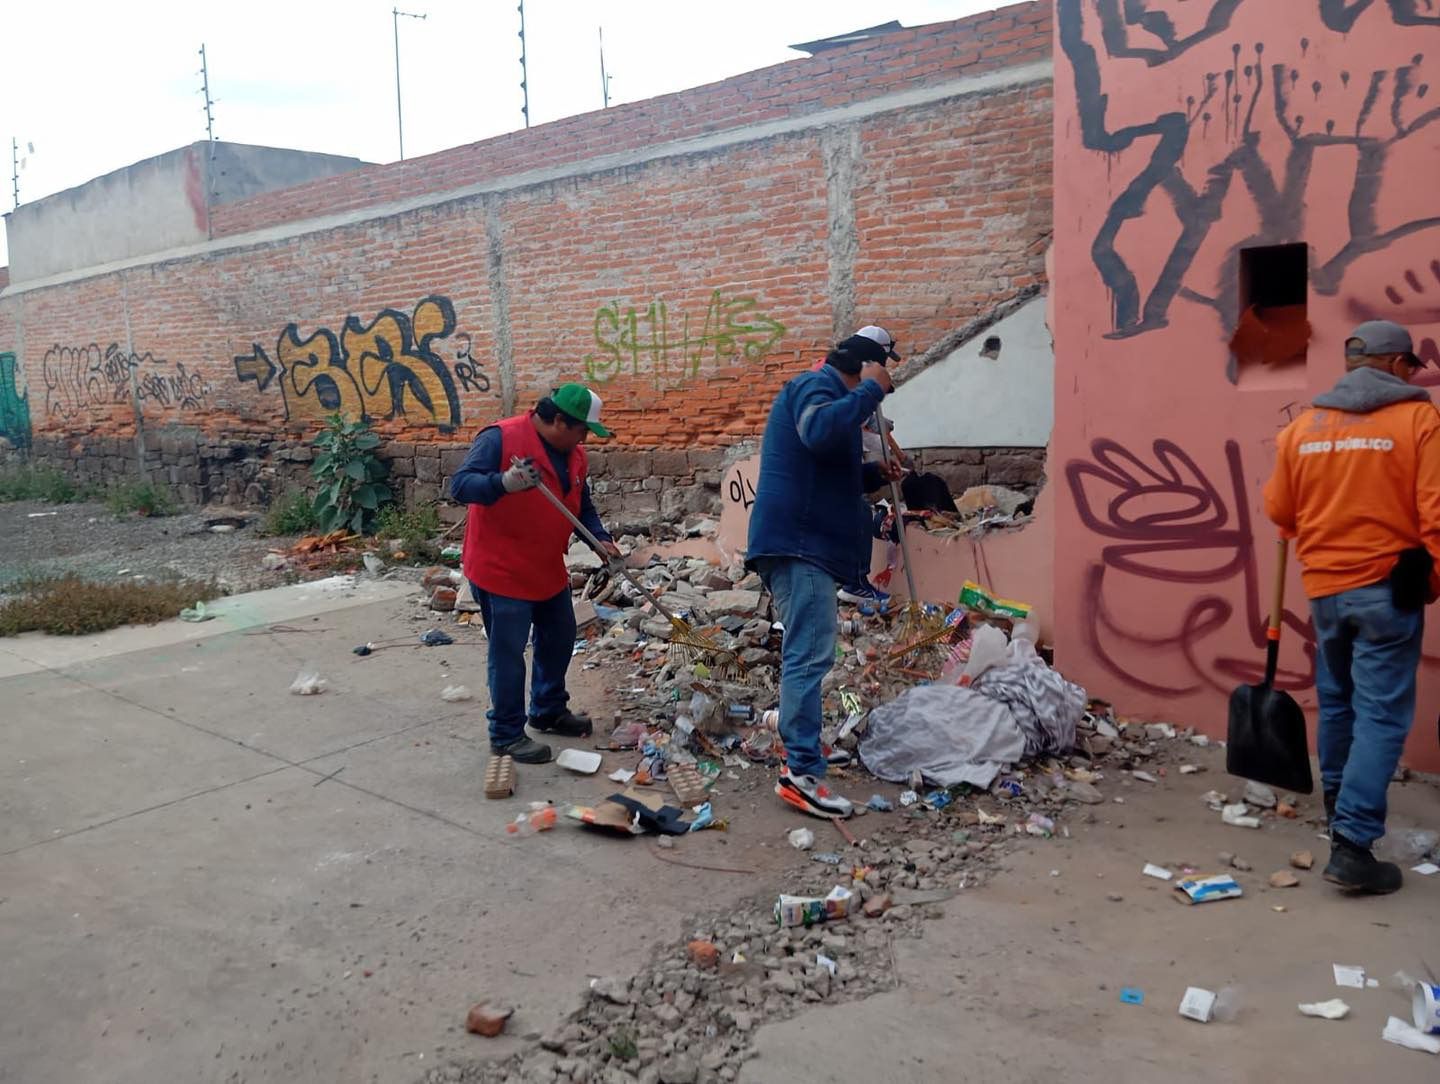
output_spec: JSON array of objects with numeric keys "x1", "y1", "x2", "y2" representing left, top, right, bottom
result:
[{"x1": 788, "y1": 21, "x2": 905, "y2": 56}]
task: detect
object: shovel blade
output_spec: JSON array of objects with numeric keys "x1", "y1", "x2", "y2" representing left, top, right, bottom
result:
[{"x1": 1226, "y1": 681, "x2": 1314, "y2": 794}]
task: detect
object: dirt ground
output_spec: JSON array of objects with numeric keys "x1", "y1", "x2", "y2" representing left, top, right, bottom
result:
[
  {"x1": 742, "y1": 753, "x2": 1440, "y2": 1084},
  {"x1": 0, "y1": 498, "x2": 304, "y2": 593},
  {"x1": 4, "y1": 529, "x2": 1440, "y2": 1083}
]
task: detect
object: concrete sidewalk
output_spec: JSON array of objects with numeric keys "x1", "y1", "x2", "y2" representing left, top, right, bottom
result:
[{"x1": 0, "y1": 581, "x2": 789, "y2": 1084}]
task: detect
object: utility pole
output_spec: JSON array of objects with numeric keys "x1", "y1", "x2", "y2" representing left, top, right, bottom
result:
[
  {"x1": 198, "y1": 44, "x2": 217, "y2": 143},
  {"x1": 10, "y1": 138, "x2": 18, "y2": 211},
  {"x1": 393, "y1": 7, "x2": 428, "y2": 160},
  {"x1": 518, "y1": 0, "x2": 530, "y2": 128},
  {"x1": 599, "y1": 26, "x2": 611, "y2": 108}
]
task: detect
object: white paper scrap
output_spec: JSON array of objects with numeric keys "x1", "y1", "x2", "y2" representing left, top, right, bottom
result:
[
  {"x1": 1178, "y1": 987, "x2": 1216, "y2": 1022},
  {"x1": 1412, "y1": 862, "x2": 1440, "y2": 876},
  {"x1": 1383, "y1": 1016, "x2": 1440, "y2": 1054},
  {"x1": 1333, "y1": 964, "x2": 1366, "y2": 989},
  {"x1": 1298, "y1": 999, "x2": 1350, "y2": 1020},
  {"x1": 1142, "y1": 863, "x2": 1173, "y2": 881}
]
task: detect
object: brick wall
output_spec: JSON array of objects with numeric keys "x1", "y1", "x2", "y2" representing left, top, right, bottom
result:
[
  {"x1": 208, "y1": 3, "x2": 1051, "y2": 239},
  {"x1": 0, "y1": 2, "x2": 1053, "y2": 519}
]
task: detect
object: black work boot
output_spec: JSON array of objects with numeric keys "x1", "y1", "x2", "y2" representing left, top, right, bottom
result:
[
  {"x1": 491, "y1": 736, "x2": 553, "y2": 764},
  {"x1": 529, "y1": 709, "x2": 593, "y2": 738},
  {"x1": 1323, "y1": 833, "x2": 1403, "y2": 895}
]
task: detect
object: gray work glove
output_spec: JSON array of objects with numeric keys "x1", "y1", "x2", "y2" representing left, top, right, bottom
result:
[{"x1": 501, "y1": 457, "x2": 541, "y2": 493}]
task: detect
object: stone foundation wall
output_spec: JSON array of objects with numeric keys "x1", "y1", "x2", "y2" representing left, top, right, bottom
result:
[
  {"x1": 910, "y1": 446, "x2": 1048, "y2": 496},
  {"x1": 23, "y1": 432, "x2": 727, "y2": 534}
]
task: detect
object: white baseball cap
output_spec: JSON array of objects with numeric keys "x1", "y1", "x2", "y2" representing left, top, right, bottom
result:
[{"x1": 855, "y1": 325, "x2": 900, "y2": 361}]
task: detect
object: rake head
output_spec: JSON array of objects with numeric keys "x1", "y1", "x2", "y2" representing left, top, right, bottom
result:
[{"x1": 665, "y1": 619, "x2": 751, "y2": 683}]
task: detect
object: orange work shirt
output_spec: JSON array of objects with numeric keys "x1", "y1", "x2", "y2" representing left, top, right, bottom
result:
[{"x1": 1264, "y1": 399, "x2": 1440, "y2": 599}]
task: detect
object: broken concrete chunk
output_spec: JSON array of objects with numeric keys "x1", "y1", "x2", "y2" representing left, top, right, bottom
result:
[
  {"x1": 589, "y1": 976, "x2": 630, "y2": 1004},
  {"x1": 1269, "y1": 870, "x2": 1300, "y2": 888},
  {"x1": 1243, "y1": 780, "x2": 1278, "y2": 809},
  {"x1": 703, "y1": 589, "x2": 763, "y2": 616},
  {"x1": 465, "y1": 1003, "x2": 513, "y2": 1037},
  {"x1": 1290, "y1": 850, "x2": 1314, "y2": 870},
  {"x1": 686, "y1": 940, "x2": 719, "y2": 970},
  {"x1": 1066, "y1": 781, "x2": 1104, "y2": 804}
]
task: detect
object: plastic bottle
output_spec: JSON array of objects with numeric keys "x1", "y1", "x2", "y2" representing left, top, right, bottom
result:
[
  {"x1": 1211, "y1": 985, "x2": 1243, "y2": 1023},
  {"x1": 505, "y1": 805, "x2": 558, "y2": 836}
]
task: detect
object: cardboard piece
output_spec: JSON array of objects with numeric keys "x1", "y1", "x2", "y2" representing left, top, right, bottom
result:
[
  {"x1": 1172, "y1": 873, "x2": 1243, "y2": 905},
  {"x1": 484, "y1": 755, "x2": 516, "y2": 799},
  {"x1": 668, "y1": 763, "x2": 711, "y2": 807}
]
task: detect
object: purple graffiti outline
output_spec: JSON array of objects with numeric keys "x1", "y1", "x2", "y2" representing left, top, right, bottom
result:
[{"x1": 1066, "y1": 437, "x2": 1316, "y2": 698}]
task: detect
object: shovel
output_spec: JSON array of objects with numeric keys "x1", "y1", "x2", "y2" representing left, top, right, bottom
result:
[{"x1": 1226, "y1": 538, "x2": 1314, "y2": 794}]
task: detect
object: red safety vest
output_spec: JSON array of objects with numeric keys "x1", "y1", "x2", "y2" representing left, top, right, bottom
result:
[{"x1": 462, "y1": 414, "x2": 587, "y2": 601}]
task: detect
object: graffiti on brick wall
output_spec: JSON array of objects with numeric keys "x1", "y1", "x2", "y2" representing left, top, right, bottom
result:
[
  {"x1": 0, "y1": 351, "x2": 31, "y2": 452},
  {"x1": 42, "y1": 343, "x2": 211, "y2": 420},
  {"x1": 583, "y1": 289, "x2": 785, "y2": 388},
  {"x1": 1057, "y1": 0, "x2": 1440, "y2": 369},
  {"x1": 234, "y1": 296, "x2": 465, "y2": 431},
  {"x1": 452, "y1": 332, "x2": 498, "y2": 397}
]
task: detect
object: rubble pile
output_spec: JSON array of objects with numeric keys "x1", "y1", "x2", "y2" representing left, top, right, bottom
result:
[
  {"x1": 409, "y1": 517, "x2": 1311, "y2": 1083},
  {"x1": 422, "y1": 692, "x2": 1235, "y2": 1082}
]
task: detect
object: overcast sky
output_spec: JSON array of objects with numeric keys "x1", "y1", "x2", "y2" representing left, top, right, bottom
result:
[{"x1": 0, "y1": 0, "x2": 1005, "y2": 269}]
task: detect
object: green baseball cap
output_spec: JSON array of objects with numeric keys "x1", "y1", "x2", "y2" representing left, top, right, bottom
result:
[{"x1": 552, "y1": 383, "x2": 612, "y2": 437}]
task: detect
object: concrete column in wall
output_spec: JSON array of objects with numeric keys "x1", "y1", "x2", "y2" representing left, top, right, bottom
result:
[
  {"x1": 484, "y1": 195, "x2": 517, "y2": 416},
  {"x1": 821, "y1": 124, "x2": 862, "y2": 341}
]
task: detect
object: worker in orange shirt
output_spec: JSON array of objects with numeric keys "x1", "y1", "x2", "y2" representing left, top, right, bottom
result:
[{"x1": 1264, "y1": 320, "x2": 1440, "y2": 895}]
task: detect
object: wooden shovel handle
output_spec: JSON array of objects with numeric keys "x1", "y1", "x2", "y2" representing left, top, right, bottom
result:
[{"x1": 1268, "y1": 538, "x2": 1288, "y2": 640}]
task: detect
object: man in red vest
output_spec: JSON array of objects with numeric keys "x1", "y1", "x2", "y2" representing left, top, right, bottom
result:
[{"x1": 451, "y1": 384, "x2": 620, "y2": 764}]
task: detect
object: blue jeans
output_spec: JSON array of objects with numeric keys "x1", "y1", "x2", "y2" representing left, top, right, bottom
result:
[
  {"x1": 754, "y1": 557, "x2": 837, "y2": 779},
  {"x1": 1311, "y1": 582, "x2": 1424, "y2": 848},
  {"x1": 470, "y1": 583, "x2": 575, "y2": 745}
]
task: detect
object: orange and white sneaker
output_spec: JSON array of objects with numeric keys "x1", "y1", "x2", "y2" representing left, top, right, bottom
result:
[{"x1": 775, "y1": 766, "x2": 854, "y2": 819}]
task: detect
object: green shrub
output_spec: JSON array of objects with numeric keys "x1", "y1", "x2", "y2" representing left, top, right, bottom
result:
[
  {"x1": 0, "y1": 465, "x2": 87, "y2": 503},
  {"x1": 0, "y1": 574, "x2": 222, "y2": 636},
  {"x1": 106, "y1": 480, "x2": 177, "y2": 517},
  {"x1": 263, "y1": 490, "x2": 320, "y2": 536},
  {"x1": 311, "y1": 414, "x2": 392, "y2": 534},
  {"x1": 375, "y1": 503, "x2": 442, "y2": 558}
]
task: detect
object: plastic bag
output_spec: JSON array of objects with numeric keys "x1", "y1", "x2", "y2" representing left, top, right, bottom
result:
[
  {"x1": 289, "y1": 670, "x2": 327, "y2": 695},
  {"x1": 960, "y1": 624, "x2": 1010, "y2": 686}
]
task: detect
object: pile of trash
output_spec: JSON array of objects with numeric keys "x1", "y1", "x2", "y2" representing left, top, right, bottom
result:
[{"x1": 901, "y1": 482, "x2": 1036, "y2": 541}]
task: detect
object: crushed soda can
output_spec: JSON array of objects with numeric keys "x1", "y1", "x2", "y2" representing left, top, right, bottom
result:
[
  {"x1": 811, "y1": 852, "x2": 844, "y2": 865},
  {"x1": 997, "y1": 778, "x2": 1023, "y2": 798},
  {"x1": 923, "y1": 790, "x2": 953, "y2": 810}
]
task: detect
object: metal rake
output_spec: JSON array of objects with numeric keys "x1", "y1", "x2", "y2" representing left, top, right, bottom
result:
[{"x1": 527, "y1": 474, "x2": 748, "y2": 680}]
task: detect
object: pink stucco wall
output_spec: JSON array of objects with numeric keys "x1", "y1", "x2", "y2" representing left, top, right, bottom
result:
[
  {"x1": 1052, "y1": 1, "x2": 1440, "y2": 770},
  {"x1": 718, "y1": 453, "x2": 1056, "y2": 640}
]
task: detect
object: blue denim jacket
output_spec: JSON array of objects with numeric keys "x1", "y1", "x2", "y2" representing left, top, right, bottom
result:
[{"x1": 747, "y1": 365, "x2": 888, "y2": 584}]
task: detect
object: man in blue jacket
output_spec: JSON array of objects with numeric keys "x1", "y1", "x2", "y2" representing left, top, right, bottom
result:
[{"x1": 748, "y1": 334, "x2": 898, "y2": 818}]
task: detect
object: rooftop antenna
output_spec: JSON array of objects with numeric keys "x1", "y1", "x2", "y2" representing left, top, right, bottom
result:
[
  {"x1": 198, "y1": 44, "x2": 217, "y2": 144},
  {"x1": 10, "y1": 137, "x2": 18, "y2": 211},
  {"x1": 599, "y1": 26, "x2": 611, "y2": 108},
  {"x1": 393, "y1": 7, "x2": 428, "y2": 159},
  {"x1": 518, "y1": 0, "x2": 530, "y2": 127}
]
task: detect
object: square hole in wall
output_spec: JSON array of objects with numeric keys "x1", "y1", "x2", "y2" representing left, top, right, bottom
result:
[{"x1": 1231, "y1": 243, "x2": 1310, "y2": 389}]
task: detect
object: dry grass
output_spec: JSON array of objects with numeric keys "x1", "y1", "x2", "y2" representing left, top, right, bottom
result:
[{"x1": 0, "y1": 574, "x2": 222, "y2": 636}]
